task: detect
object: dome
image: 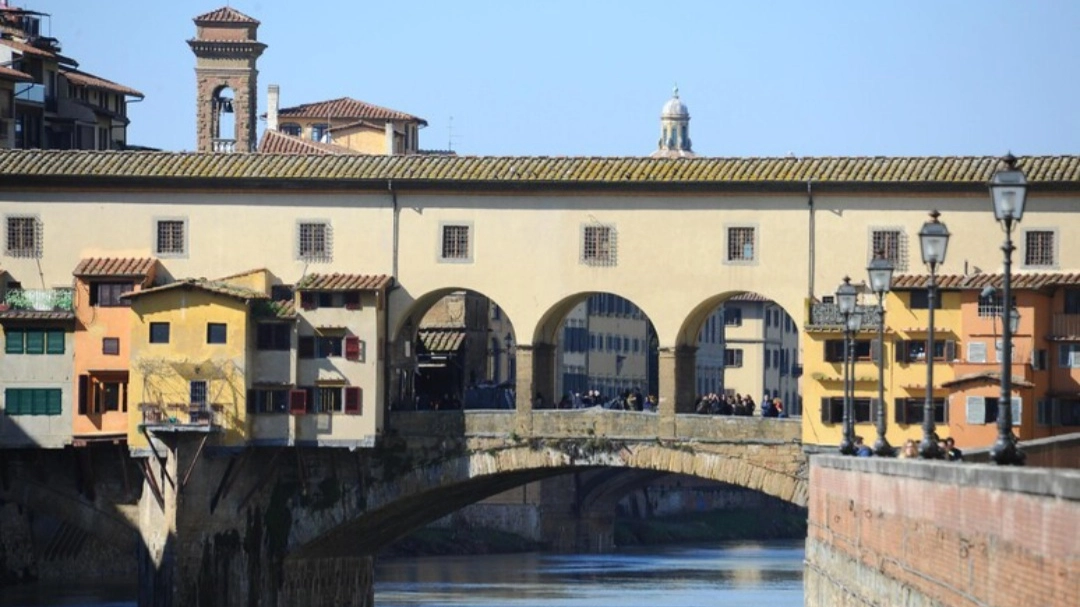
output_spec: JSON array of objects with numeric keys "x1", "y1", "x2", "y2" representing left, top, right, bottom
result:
[{"x1": 661, "y1": 86, "x2": 689, "y2": 119}]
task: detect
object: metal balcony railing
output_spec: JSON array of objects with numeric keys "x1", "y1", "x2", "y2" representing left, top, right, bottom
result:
[
  {"x1": 140, "y1": 403, "x2": 219, "y2": 427},
  {"x1": 807, "y1": 303, "x2": 881, "y2": 328},
  {"x1": 3, "y1": 288, "x2": 74, "y2": 311}
]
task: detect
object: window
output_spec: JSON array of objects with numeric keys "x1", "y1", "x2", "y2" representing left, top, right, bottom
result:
[
  {"x1": 1039, "y1": 399, "x2": 1080, "y2": 426},
  {"x1": 824, "y1": 340, "x2": 872, "y2": 363},
  {"x1": 977, "y1": 291, "x2": 1007, "y2": 318},
  {"x1": 869, "y1": 228, "x2": 908, "y2": 272},
  {"x1": 298, "y1": 221, "x2": 331, "y2": 262},
  {"x1": 6, "y1": 215, "x2": 40, "y2": 258},
  {"x1": 964, "y1": 396, "x2": 1021, "y2": 426},
  {"x1": 440, "y1": 224, "x2": 471, "y2": 261},
  {"x1": 819, "y1": 397, "x2": 874, "y2": 424},
  {"x1": 280, "y1": 123, "x2": 301, "y2": 137},
  {"x1": 91, "y1": 282, "x2": 132, "y2": 307},
  {"x1": 4, "y1": 328, "x2": 64, "y2": 354},
  {"x1": 97, "y1": 381, "x2": 123, "y2": 412},
  {"x1": 257, "y1": 323, "x2": 291, "y2": 350},
  {"x1": 311, "y1": 123, "x2": 330, "y2": 142},
  {"x1": 582, "y1": 225, "x2": 617, "y2": 266},
  {"x1": 726, "y1": 226, "x2": 755, "y2": 262},
  {"x1": 298, "y1": 335, "x2": 343, "y2": 359},
  {"x1": 207, "y1": 323, "x2": 227, "y2": 344},
  {"x1": 896, "y1": 340, "x2": 954, "y2": 363},
  {"x1": 155, "y1": 219, "x2": 186, "y2": 256},
  {"x1": 190, "y1": 381, "x2": 208, "y2": 406},
  {"x1": 908, "y1": 290, "x2": 942, "y2": 309},
  {"x1": 966, "y1": 341, "x2": 987, "y2": 363},
  {"x1": 4, "y1": 388, "x2": 62, "y2": 415},
  {"x1": 723, "y1": 348, "x2": 743, "y2": 367},
  {"x1": 102, "y1": 337, "x2": 120, "y2": 355},
  {"x1": 315, "y1": 387, "x2": 343, "y2": 413},
  {"x1": 724, "y1": 307, "x2": 742, "y2": 326},
  {"x1": 149, "y1": 322, "x2": 170, "y2": 344},
  {"x1": 248, "y1": 388, "x2": 289, "y2": 414},
  {"x1": 893, "y1": 398, "x2": 948, "y2": 424},
  {"x1": 1023, "y1": 230, "x2": 1055, "y2": 267},
  {"x1": 1064, "y1": 289, "x2": 1080, "y2": 315},
  {"x1": 1059, "y1": 344, "x2": 1080, "y2": 368}
]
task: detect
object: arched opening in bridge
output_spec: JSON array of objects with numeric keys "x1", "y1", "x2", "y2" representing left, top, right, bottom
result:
[
  {"x1": 539, "y1": 292, "x2": 658, "y2": 409},
  {"x1": 391, "y1": 288, "x2": 517, "y2": 410},
  {"x1": 681, "y1": 291, "x2": 802, "y2": 416}
]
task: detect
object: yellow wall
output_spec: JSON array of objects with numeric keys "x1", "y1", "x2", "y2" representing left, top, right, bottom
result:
[{"x1": 127, "y1": 289, "x2": 250, "y2": 450}]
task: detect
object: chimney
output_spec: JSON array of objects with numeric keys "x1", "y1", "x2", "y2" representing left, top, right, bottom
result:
[
  {"x1": 267, "y1": 84, "x2": 280, "y2": 133},
  {"x1": 386, "y1": 122, "x2": 397, "y2": 155}
]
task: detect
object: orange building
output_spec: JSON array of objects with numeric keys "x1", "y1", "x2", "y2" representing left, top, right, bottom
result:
[{"x1": 71, "y1": 257, "x2": 158, "y2": 444}]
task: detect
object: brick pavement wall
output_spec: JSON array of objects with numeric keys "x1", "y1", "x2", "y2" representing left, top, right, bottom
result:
[{"x1": 805, "y1": 455, "x2": 1079, "y2": 607}]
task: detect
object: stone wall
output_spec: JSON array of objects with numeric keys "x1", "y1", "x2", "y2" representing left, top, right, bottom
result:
[{"x1": 806, "y1": 455, "x2": 1080, "y2": 607}]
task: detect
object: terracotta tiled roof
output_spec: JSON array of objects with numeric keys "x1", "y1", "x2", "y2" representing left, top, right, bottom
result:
[
  {"x1": 74, "y1": 257, "x2": 157, "y2": 278},
  {"x1": 328, "y1": 120, "x2": 384, "y2": 133},
  {"x1": 295, "y1": 273, "x2": 392, "y2": 291},
  {"x1": 0, "y1": 65, "x2": 31, "y2": 82},
  {"x1": 0, "y1": 37, "x2": 54, "y2": 58},
  {"x1": 892, "y1": 272, "x2": 1080, "y2": 290},
  {"x1": 194, "y1": 6, "x2": 260, "y2": 24},
  {"x1": 276, "y1": 97, "x2": 427, "y2": 125},
  {"x1": 2, "y1": 152, "x2": 1079, "y2": 188},
  {"x1": 61, "y1": 69, "x2": 143, "y2": 98},
  {"x1": 257, "y1": 130, "x2": 362, "y2": 156},
  {"x1": 942, "y1": 372, "x2": 1035, "y2": 389},
  {"x1": 419, "y1": 329, "x2": 465, "y2": 353},
  {"x1": 253, "y1": 299, "x2": 296, "y2": 319},
  {"x1": 0, "y1": 309, "x2": 74, "y2": 321},
  {"x1": 123, "y1": 279, "x2": 267, "y2": 302},
  {"x1": 729, "y1": 292, "x2": 773, "y2": 302}
]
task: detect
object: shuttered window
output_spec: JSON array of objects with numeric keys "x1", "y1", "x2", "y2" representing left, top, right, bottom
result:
[
  {"x1": 345, "y1": 387, "x2": 362, "y2": 415},
  {"x1": 5, "y1": 388, "x2": 62, "y2": 415}
]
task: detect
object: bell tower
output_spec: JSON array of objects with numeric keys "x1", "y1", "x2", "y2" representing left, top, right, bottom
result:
[{"x1": 188, "y1": 7, "x2": 266, "y2": 153}]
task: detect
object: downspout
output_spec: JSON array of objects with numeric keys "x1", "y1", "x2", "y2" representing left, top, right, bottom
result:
[
  {"x1": 384, "y1": 180, "x2": 400, "y2": 428},
  {"x1": 807, "y1": 179, "x2": 816, "y2": 300}
]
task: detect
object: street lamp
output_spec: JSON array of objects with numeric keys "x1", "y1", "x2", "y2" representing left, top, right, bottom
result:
[
  {"x1": 836, "y1": 276, "x2": 860, "y2": 455},
  {"x1": 988, "y1": 153, "x2": 1028, "y2": 466},
  {"x1": 867, "y1": 250, "x2": 895, "y2": 456},
  {"x1": 918, "y1": 210, "x2": 950, "y2": 459}
]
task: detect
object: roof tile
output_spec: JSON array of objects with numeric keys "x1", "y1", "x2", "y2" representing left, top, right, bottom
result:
[
  {"x1": 257, "y1": 130, "x2": 363, "y2": 156},
  {"x1": 61, "y1": 69, "x2": 144, "y2": 98},
  {"x1": 419, "y1": 329, "x2": 465, "y2": 353},
  {"x1": 193, "y1": 7, "x2": 259, "y2": 24},
  {"x1": 74, "y1": 257, "x2": 157, "y2": 278},
  {"x1": 276, "y1": 97, "x2": 426, "y2": 125},
  {"x1": 123, "y1": 278, "x2": 267, "y2": 301},
  {"x1": 892, "y1": 272, "x2": 1080, "y2": 290},
  {"x1": 295, "y1": 273, "x2": 392, "y2": 291}
]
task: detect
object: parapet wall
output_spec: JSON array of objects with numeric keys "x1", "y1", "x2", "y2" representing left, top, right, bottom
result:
[{"x1": 805, "y1": 455, "x2": 1079, "y2": 607}]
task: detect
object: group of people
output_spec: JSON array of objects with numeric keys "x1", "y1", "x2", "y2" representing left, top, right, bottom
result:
[
  {"x1": 856, "y1": 435, "x2": 964, "y2": 461},
  {"x1": 694, "y1": 393, "x2": 788, "y2": 418},
  {"x1": 555, "y1": 388, "x2": 658, "y2": 412}
]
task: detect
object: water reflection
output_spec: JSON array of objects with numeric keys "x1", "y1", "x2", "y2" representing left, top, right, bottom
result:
[{"x1": 376, "y1": 540, "x2": 804, "y2": 607}]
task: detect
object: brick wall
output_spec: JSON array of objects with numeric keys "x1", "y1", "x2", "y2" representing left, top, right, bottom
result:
[{"x1": 806, "y1": 455, "x2": 1079, "y2": 607}]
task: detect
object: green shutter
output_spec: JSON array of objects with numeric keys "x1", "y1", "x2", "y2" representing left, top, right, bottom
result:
[
  {"x1": 25, "y1": 330, "x2": 45, "y2": 354},
  {"x1": 5, "y1": 389, "x2": 22, "y2": 414},
  {"x1": 5, "y1": 329, "x2": 25, "y2": 354},
  {"x1": 45, "y1": 390, "x2": 62, "y2": 415},
  {"x1": 46, "y1": 330, "x2": 65, "y2": 354},
  {"x1": 31, "y1": 389, "x2": 48, "y2": 415}
]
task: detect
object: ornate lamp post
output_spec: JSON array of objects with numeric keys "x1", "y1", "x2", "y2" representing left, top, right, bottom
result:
[
  {"x1": 988, "y1": 153, "x2": 1028, "y2": 465},
  {"x1": 836, "y1": 277, "x2": 860, "y2": 455},
  {"x1": 867, "y1": 251, "x2": 895, "y2": 456},
  {"x1": 918, "y1": 211, "x2": 950, "y2": 459}
]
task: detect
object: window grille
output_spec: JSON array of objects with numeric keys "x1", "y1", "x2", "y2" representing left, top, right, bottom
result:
[
  {"x1": 298, "y1": 222, "x2": 332, "y2": 262},
  {"x1": 869, "y1": 228, "x2": 908, "y2": 272},
  {"x1": 156, "y1": 220, "x2": 185, "y2": 255},
  {"x1": 582, "y1": 224, "x2": 617, "y2": 266},
  {"x1": 1024, "y1": 230, "x2": 1055, "y2": 267},
  {"x1": 441, "y1": 225, "x2": 470, "y2": 259},
  {"x1": 727, "y1": 227, "x2": 755, "y2": 262},
  {"x1": 6, "y1": 215, "x2": 41, "y2": 258},
  {"x1": 977, "y1": 292, "x2": 1006, "y2": 318}
]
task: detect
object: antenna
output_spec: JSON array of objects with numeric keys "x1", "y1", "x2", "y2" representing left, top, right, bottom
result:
[{"x1": 447, "y1": 116, "x2": 455, "y2": 152}]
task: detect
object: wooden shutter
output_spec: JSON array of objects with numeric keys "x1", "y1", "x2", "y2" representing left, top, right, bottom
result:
[
  {"x1": 945, "y1": 340, "x2": 956, "y2": 362},
  {"x1": 78, "y1": 375, "x2": 89, "y2": 415},
  {"x1": 894, "y1": 341, "x2": 906, "y2": 363},
  {"x1": 344, "y1": 387, "x2": 362, "y2": 414},
  {"x1": 289, "y1": 389, "x2": 308, "y2": 415},
  {"x1": 967, "y1": 342, "x2": 987, "y2": 363},
  {"x1": 1010, "y1": 397, "x2": 1022, "y2": 427},
  {"x1": 345, "y1": 336, "x2": 362, "y2": 361},
  {"x1": 869, "y1": 398, "x2": 880, "y2": 423},
  {"x1": 965, "y1": 396, "x2": 986, "y2": 424},
  {"x1": 1031, "y1": 349, "x2": 1047, "y2": 371},
  {"x1": 870, "y1": 339, "x2": 880, "y2": 364},
  {"x1": 820, "y1": 397, "x2": 833, "y2": 423},
  {"x1": 894, "y1": 398, "x2": 907, "y2": 424},
  {"x1": 4, "y1": 328, "x2": 24, "y2": 354}
]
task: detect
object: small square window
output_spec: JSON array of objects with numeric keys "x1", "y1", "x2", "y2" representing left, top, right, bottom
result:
[
  {"x1": 582, "y1": 225, "x2": 617, "y2": 266},
  {"x1": 91, "y1": 282, "x2": 132, "y2": 307},
  {"x1": 6, "y1": 215, "x2": 40, "y2": 258},
  {"x1": 149, "y1": 322, "x2": 170, "y2": 344},
  {"x1": 727, "y1": 227, "x2": 756, "y2": 262},
  {"x1": 207, "y1": 323, "x2": 227, "y2": 344},
  {"x1": 155, "y1": 219, "x2": 186, "y2": 256},
  {"x1": 441, "y1": 224, "x2": 471, "y2": 261},
  {"x1": 102, "y1": 337, "x2": 120, "y2": 355},
  {"x1": 298, "y1": 221, "x2": 331, "y2": 262},
  {"x1": 869, "y1": 228, "x2": 908, "y2": 272},
  {"x1": 1023, "y1": 230, "x2": 1055, "y2": 267}
]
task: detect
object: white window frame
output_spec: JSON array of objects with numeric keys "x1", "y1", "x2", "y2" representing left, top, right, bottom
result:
[
  {"x1": 581, "y1": 223, "x2": 617, "y2": 267},
  {"x1": 724, "y1": 224, "x2": 758, "y2": 265},
  {"x1": 5, "y1": 214, "x2": 41, "y2": 258},
  {"x1": 867, "y1": 226, "x2": 908, "y2": 272},
  {"x1": 153, "y1": 217, "x2": 188, "y2": 258},
  {"x1": 966, "y1": 341, "x2": 987, "y2": 364},
  {"x1": 1020, "y1": 227, "x2": 1058, "y2": 269},
  {"x1": 438, "y1": 222, "x2": 473, "y2": 263},
  {"x1": 297, "y1": 219, "x2": 332, "y2": 263}
]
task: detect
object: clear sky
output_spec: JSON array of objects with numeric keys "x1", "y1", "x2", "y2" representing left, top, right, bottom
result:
[{"x1": 29, "y1": 0, "x2": 1080, "y2": 156}]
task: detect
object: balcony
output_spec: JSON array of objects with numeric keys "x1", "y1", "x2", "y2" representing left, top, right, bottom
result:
[
  {"x1": 140, "y1": 403, "x2": 220, "y2": 430},
  {"x1": 3, "y1": 288, "x2": 74, "y2": 312},
  {"x1": 15, "y1": 83, "x2": 45, "y2": 104},
  {"x1": 807, "y1": 303, "x2": 881, "y2": 329},
  {"x1": 212, "y1": 138, "x2": 236, "y2": 153},
  {"x1": 1051, "y1": 314, "x2": 1080, "y2": 339}
]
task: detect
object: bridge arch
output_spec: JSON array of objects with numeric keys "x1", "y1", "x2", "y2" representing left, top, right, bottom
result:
[{"x1": 288, "y1": 434, "x2": 806, "y2": 560}]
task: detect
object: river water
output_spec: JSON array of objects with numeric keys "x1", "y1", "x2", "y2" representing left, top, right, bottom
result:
[{"x1": 1, "y1": 540, "x2": 803, "y2": 606}]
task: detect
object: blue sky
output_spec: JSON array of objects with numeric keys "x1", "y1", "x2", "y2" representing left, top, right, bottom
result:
[{"x1": 31, "y1": 0, "x2": 1080, "y2": 156}]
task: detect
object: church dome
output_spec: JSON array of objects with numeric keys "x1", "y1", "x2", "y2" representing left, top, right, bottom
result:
[{"x1": 661, "y1": 87, "x2": 689, "y2": 118}]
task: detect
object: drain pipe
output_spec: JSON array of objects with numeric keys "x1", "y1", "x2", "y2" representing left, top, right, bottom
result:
[
  {"x1": 385, "y1": 179, "x2": 400, "y2": 422},
  {"x1": 807, "y1": 179, "x2": 815, "y2": 300}
]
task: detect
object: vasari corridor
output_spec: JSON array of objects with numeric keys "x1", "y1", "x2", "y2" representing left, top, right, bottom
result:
[{"x1": 0, "y1": 2, "x2": 1077, "y2": 606}]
